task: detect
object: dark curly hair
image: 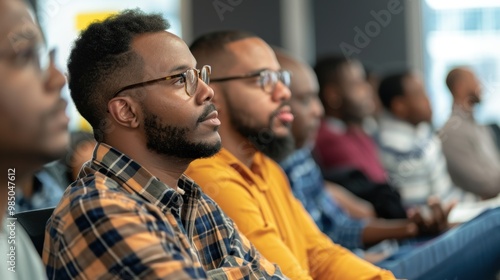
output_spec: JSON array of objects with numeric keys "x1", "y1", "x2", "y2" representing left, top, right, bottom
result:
[{"x1": 67, "y1": 9, "x2": 170, "y2": 141}]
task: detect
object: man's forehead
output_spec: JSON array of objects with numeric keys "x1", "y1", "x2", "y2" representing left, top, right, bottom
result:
[
  {"x1": 226, "y1": 37, "x2": 279, "y2": 70},
  {"x1": 132, "y1": 31, "x2": 196, "y2": 74},
  {"x1": 0, "y1": 1, "x2": 40, "y2": 50}
]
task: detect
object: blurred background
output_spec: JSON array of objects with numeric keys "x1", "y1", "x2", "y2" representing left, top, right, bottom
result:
[{"x1": 28, "y1": 0, "x2": 500, "y2": 130}]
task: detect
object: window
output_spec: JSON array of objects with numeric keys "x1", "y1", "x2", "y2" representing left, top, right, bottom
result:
[
  {"x1": 423, "y1": 0, "x2": 500, "y2": 127},
  {"x1": 37, "y1": 0, "x2": 181, "y2": 131}
]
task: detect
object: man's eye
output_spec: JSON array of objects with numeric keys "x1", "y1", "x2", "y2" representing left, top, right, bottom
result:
[
  {"x1": 173, "y1": 76, "x2": 186, "y2": 86},
  {"x1": 13, "y1": 48, "x2": 38, "y2": 67}
]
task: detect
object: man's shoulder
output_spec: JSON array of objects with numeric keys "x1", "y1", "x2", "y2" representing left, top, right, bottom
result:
[
  {"x1": 49, "y1": 172, "x2": 143, "y2": 231},
  {"x1": 440, "y1": 114, "x2": 471, "y2": 136}
]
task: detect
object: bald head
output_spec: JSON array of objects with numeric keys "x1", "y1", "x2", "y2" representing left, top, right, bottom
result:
[
  {"x1": 445, "y1": 67, "x2": 482, "y2": 106},
  {"x1": 275, "y1": 49, "x2": 324, "y2": 149},
  {"x1": 446, "y1": 67, "x2": 468, "y2": 94}
]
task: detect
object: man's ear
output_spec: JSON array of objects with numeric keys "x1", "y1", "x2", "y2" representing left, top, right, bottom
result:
[
  {"x1": 107, "y1": 97, "x2": 141, "y2": 128},
  {"x1": 322, "y1": 84, "x2": 342, "y2": 111}
]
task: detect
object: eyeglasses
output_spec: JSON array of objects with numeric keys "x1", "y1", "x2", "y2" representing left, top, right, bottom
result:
[
  {"x1": 111, "y1": 65, "x2": 212, "y2": 98},
  {"x1": 211, "y1": 69, "x2": 291, "y2": 93},
  {"x1": 36, "y1": 47, "x2": 55, "y2": 77},
  {"x1": 0, "y1": 45, "x2": 55, "y2": 77}
]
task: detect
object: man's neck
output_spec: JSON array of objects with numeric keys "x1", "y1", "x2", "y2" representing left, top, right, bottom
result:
[
  {"x1": 218, "y1": 128, "x2": 257, "y2": 169},
  {"x1": 454, "y1": 99, "x2": 475, "y2": 115},
  {"x1": 325, "y1": 112, "x2": 364, "y2": 127}
]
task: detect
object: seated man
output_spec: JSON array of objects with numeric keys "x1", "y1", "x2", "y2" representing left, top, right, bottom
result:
[
  {"x1": 0, "y1": 0, "x2": 69, "y2": 278},
  {"x1": 376, "y1": 71, "x2": 478, "y2": 207},
  {"x1": 313, "y1": 56, "x2": 386, "y2": 184},
  {"x1": 43, "y1": 10, "x2": 285, "y2": 279},
  {"x1": 273, "y1": 50, "x2": 500, "y2": 280},
  {"x1": 313, "y1": 56, "x2": 409, "y2": 219},
  {"x1": 441, "y1": 67, "x2": 500, "y2": 199},
  {"x1": 186, "y1": 30, "x2": 395, "y2": 280}
]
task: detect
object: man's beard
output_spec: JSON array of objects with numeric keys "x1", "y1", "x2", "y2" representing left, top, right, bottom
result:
[
  {"x1": 227, "y1": 103, "x2": 295, "y2": 162},
  {"x1": 143, "y1": 105, "x2": 221, "y2": 160}
]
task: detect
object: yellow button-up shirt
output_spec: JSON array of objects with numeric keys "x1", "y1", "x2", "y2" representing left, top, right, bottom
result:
[{"x1": 187, "y1": 148, "x2": 395, "y2": 280}]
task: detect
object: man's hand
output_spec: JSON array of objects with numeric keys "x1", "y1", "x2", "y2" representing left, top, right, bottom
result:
[{"x1": 407, "y1": 196, "x2": 456, "y2": 236}]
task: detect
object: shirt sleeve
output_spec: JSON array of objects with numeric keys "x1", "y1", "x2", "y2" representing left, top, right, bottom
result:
[
  {"x1": 315, "y1": 194, "x2": 367, "y2": 250},
  {"x1": 441, "y1": 126, "x2": 500, "y2": 198},
  {"x1": 44, "y1": 193, "x2": 208, "y2": 279},
  {"x1": 289, "y1": 196, "x2": 395, "y2": 280}
]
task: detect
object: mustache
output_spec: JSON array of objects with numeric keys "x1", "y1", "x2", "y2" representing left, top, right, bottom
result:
[{"x1": 197, "y1": 103, "x2": 217, "y2": 123}]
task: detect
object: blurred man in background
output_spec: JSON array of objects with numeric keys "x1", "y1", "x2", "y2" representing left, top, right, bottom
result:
[
  {"x1": 0, "y1": 0, "x2": 68, "y2": 278},
  {"x1": 441, "y1": 67, "x2": 500, "y2": 199},
  {"x1": 376, "y1": 71, "x2": 478, "y2": 207},
  {"x1": 186, "y1": 30, "x2": 395, "y2": 280}
]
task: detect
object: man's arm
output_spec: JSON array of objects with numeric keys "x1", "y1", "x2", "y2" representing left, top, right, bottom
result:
[
  {"x1": 291, "y1": 197, "x2": 395, "y2": 280},
  {"x1": 324, "y1": 180, "x2": 376, "y2": 219},
  {"x1": 441, "y1": 127, "x2": 500, "y2": 199}
]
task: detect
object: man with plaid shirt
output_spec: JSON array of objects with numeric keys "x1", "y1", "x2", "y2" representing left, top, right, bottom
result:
[{"x1": 43, "y1": 10, "x2": 285, "y2": 279}]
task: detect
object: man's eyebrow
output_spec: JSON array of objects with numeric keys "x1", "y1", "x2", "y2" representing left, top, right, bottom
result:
[
  {"x1": 7, "y1": 25, "x2": 41, "y2": 52},
  {"x1": 168, "y1": 64, "x2": 191, "y2": 74},
  {"x1": 254, "y1": 68, "x2": 269, "y2": 72}
]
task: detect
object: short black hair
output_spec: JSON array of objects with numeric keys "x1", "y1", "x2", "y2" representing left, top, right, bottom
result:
[
  {"x1": 67, "y1": 9, "x2": 170, "y2": 141},
  {"x1": 313, "y1": 55, "x2": 351, "y2": 107},
  {"x1": 378, "y1": 71, "x2": 412, "y2": 111},
  {"x1": 189, "y1": 30, "x2": 256, "y2": 72},
  {"x1": 190, "y1": 30, "x2": 256, "y2": 55}
]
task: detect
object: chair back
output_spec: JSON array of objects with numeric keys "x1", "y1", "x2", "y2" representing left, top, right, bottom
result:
[{"x1": 13, "y1": 207, "x2": 55, "y2": 257}]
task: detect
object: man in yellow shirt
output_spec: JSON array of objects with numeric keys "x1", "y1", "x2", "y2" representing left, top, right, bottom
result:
[{"x1": 186, "y1": 30, "x2": 394, "y2": 280}]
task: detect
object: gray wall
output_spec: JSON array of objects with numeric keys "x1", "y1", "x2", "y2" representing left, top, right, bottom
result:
[
  {"x1": 191, "y1": 0, "x2": 282, "y2": 47},
  {"x1": 191, "y1": 0, "x2": 409, "y2": 74},
  {"x1": 314, "y1": 0, "x2": 408, "y2": 74}
]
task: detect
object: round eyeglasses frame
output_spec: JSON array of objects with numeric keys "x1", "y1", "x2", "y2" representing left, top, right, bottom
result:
[
  {"x1": 111, "y1": 65, "x2": 212, "y2": 98},
  {"x1": 210, "y1": 69, "x2": 291, "y2": 93}
]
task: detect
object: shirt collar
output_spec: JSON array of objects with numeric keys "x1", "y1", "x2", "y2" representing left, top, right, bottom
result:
[
  {"x1": 451, "y1": 104, "x2": 474, "y2": 121},
  {"x1": 215, "y1": 148, "x2": 270, "y2": 191},
  {"x1": 83, "y1": 142, "x2": 201, "y2": 211},
  {"x1": 280, "y1": 147, "x2": 312, "y2": 170}
]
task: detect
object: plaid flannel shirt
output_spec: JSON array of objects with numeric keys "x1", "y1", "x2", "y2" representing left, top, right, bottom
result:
[{"x1": 43, "y1": 143, "x2": 286, "y2": 279}]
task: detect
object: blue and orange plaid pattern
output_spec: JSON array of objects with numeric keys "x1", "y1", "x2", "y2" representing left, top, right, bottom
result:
[{"x1": 43, "y1": 143, "x2": 286, "y2": 279}]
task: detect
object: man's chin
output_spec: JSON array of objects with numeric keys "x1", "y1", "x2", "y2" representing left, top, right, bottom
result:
[
  {"x1": 271, "y1": 125, "x2": 292, "y2": 139},
  {"x1": 200, "y1": 141, "x2": 222, "y2": 158},
  {"x1": 37, "y1": 135, "x2": 69, "y2": 163}
]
